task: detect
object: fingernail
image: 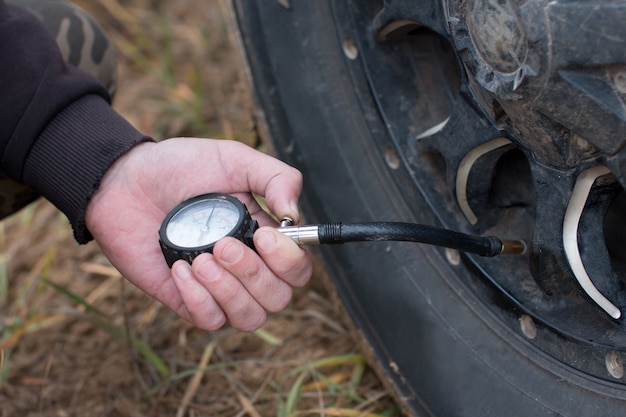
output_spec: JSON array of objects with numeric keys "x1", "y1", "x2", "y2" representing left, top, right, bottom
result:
[
  {"x1": 220, "y1": 241, "x2": 243, "y2": 264},
  {"x1": 174, "y1": 261, "x2": 193, "y2": 280},
  {"x1": 196, "y1": 257, "x2": 221, "y2": 281},
  {"x1": 255, "y1": 229, "x2": 277, "y2": 251}
]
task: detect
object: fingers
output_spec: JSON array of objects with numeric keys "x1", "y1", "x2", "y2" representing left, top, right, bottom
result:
[
  {"x1": 171, "y1": 253, "x2": 267, "y2": 331},
  {"x1": 218, "y1": 141, "x2": 303, "y2": 223},
  {"x1": 260, "y1": 167, "x2": 303, "y2": 224},
  {"x1": 170, "y1": 260, "x2": 228, "y2": 330},
  {"x1": 170, "y1": 229, "x2": 312, "y2": 332},
  {"x1": 253, "y1": 227, "x2": 312, "y2": 288}
]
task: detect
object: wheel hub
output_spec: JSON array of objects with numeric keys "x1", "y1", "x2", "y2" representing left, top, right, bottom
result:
[
  {"x1": 342, "y1": 0, "x2": 626, "y2": 384},
  {"x1": 466, "y1": 0, "x2": 528, "y2": 85}
]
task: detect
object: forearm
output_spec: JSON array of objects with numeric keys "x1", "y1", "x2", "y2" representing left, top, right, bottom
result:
[
  {"x1": 23, "y1": 95, "x2": 153, "y2": 243},
  {"x1": 0, "y1": 1, "x2": 152, "y2": 242}
]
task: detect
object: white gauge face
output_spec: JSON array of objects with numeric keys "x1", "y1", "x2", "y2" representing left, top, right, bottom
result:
[{"x1": 165, "y1": 198, "x2": 241, "y2": 248}]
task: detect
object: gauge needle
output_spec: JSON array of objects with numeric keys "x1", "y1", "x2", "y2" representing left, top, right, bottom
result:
[{"x1": 201, "y1": 207, "x2": 216, "y2": 233}]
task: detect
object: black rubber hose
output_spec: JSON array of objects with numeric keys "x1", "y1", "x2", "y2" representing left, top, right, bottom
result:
[{"x1": 317, "y1": 222, "x2": 503, "y2": 257}]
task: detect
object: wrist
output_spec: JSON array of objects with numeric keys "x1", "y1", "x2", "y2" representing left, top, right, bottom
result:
[{"x1": 22, "y1": 95, "x2": 153, "y2": 243}]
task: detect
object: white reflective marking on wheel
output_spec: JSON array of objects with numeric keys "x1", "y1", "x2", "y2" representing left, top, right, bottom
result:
[
  {"x1": 455, "y1": 137, "x2": 512, "y2": 225},
  {"x1": 415, "y1": 116, "x2": 451, "y2": 140},
  {"x1": 563, "y1": 165, "x2": 621, "y2": 319}
]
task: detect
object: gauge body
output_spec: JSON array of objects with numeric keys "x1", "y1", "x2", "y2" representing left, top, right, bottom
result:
[{"x1": 159, "y1": 193, "x2": 258, "y2": 267}]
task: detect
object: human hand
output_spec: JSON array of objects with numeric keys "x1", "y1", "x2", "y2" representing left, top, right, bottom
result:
[{"x1": 85, "y1": 138, "x2": 312, "y2": 331}]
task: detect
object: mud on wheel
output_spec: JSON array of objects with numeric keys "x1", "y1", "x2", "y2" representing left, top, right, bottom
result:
[{"x1": 232, "y1": 1, "x2": 626, "y2": 415}]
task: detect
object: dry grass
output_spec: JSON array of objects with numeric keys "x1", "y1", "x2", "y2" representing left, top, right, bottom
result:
[{"x1": 0, "y1": 1, "x2": 399, "y2": 416}]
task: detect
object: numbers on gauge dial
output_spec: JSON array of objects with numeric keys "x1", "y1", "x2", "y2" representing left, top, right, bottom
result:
[{"x1": 165, "y1": 199, "x2": 241, "y2": 248}]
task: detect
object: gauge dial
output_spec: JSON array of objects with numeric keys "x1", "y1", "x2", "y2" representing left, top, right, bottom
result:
[
  {"x1": 165, "y1": 197, "x2": 241, "y2": 248},
  {"x1": 159, "y1": 193, "x2": 258, "y2": 267}
]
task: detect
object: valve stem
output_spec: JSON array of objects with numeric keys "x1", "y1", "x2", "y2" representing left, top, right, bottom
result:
[{"x1": 500, "y1": 239, "x2": 527, "y2": 255}]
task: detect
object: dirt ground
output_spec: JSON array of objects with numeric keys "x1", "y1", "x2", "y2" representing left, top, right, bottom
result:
[{"x1": 0, "y1": 1, "x2": 399, "y2": 416}]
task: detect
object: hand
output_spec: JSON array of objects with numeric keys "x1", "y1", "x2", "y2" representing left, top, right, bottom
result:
[{"x1": 85, "y1": 138, "x2": 313, "y2": 331}]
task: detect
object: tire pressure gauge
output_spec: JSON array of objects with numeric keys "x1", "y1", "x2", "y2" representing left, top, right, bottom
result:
[
  {"x1": 159, "y1": 193, "x2": 526, "y2": 268},
  {"x1": 159, "y1": 193, "x2": 258, "y2": 267}
]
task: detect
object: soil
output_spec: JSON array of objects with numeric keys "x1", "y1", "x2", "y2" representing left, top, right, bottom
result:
[{"x1": 0, "y1": 1, "x2": 398, "y2": 416}]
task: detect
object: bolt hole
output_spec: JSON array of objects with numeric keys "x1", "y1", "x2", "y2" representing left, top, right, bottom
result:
[
  {"x1": 606, "y1": 351, "x2": 624, "y2": 379},
  {"x1": 519, "y1": 314, "x2": 537, "y2": 339},
  {"x1": 445, "y1": 248, "x2": 461, "y2": 266},
  {"x1": 342, "y1": 36, "x2": 358, "y2": 60},
  {"x1": 384, "y1": 146, "x2": 401, "y2": 170}
]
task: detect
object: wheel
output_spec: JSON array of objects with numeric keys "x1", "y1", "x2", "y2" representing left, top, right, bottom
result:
[{"x1": 231, "y1": 1, "x2": 626, "y2": 415}]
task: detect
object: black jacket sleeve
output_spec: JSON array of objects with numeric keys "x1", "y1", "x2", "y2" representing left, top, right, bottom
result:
[{"x1": 0, "y1": 2, "x2": 152, "y2": 243}]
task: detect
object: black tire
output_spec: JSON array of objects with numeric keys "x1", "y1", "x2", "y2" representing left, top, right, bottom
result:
[{"x1": 232, "y1": 1, "x2": 626, "y2": 416}]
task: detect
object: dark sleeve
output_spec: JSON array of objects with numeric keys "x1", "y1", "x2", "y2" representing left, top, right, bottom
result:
[{"x1": 0, "y1": 2, "x2": 153, "y2": 243}]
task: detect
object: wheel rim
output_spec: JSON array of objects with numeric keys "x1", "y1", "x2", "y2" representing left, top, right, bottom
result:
[{"x1": 338, "y1": 0, "x2": 626, "y2": 384}]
